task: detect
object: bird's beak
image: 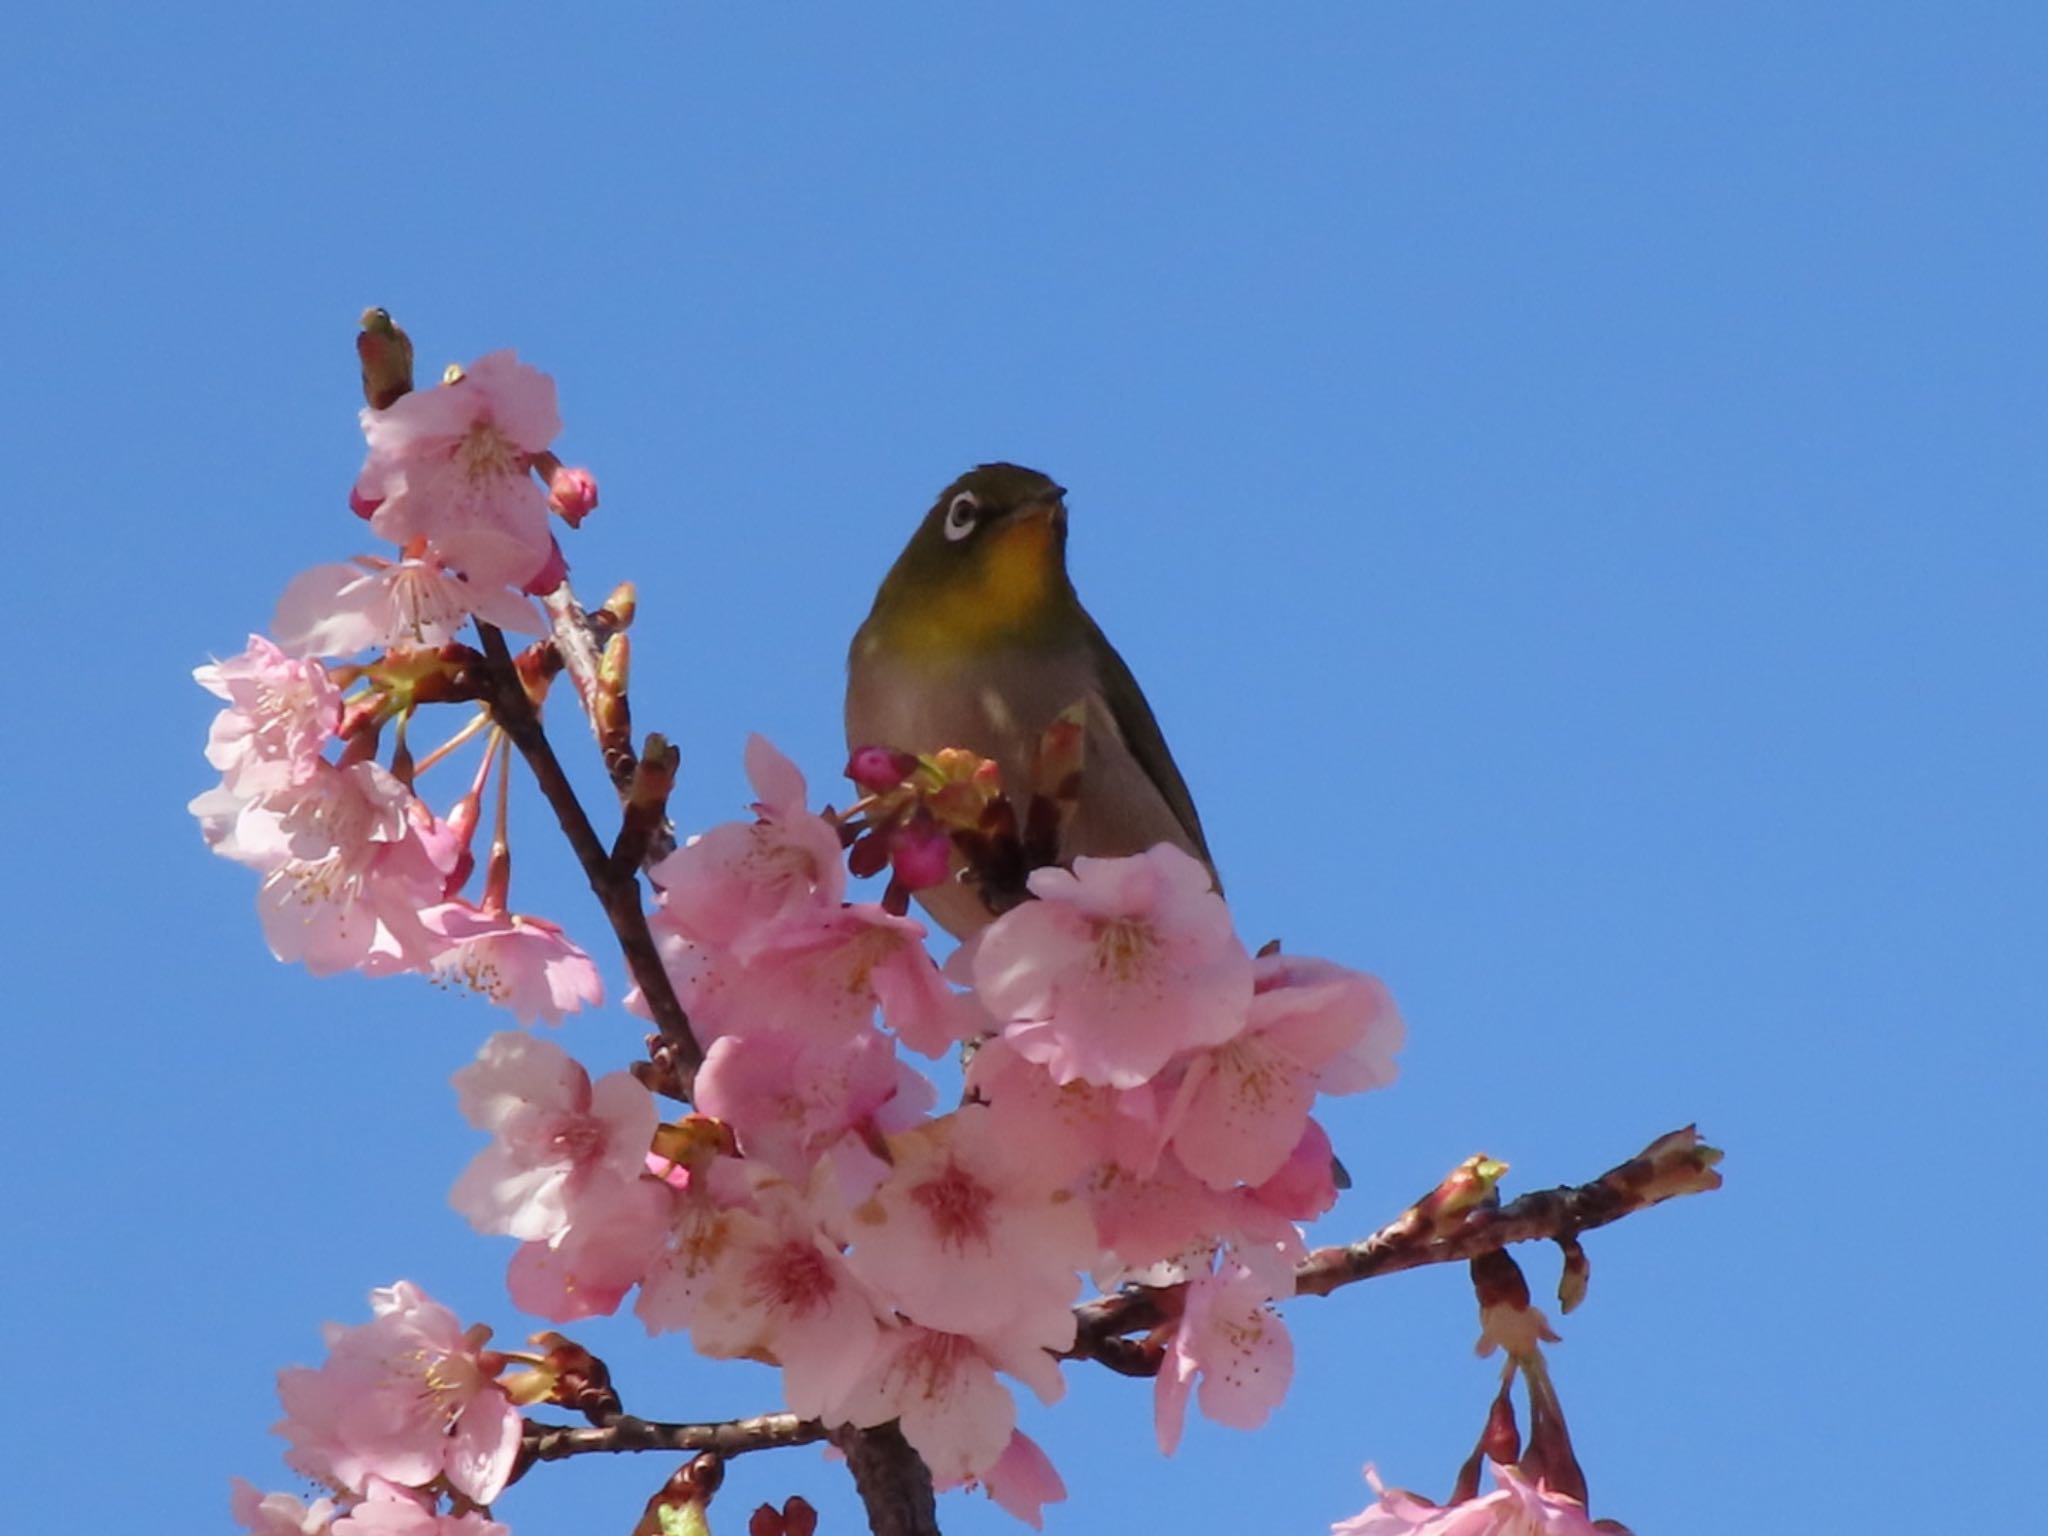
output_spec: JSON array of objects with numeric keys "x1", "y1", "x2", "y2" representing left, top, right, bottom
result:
[{"x1": 1017, "y1": 492, "x2": 1068, "y2": 529}]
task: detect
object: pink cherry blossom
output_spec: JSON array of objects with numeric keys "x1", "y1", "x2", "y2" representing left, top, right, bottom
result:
[
  {"x1": 1085, "y1": 1146, "x2": 1304, "y2": 1295},
  {"x1": 649, "y1": 736, "x2": 846, "y2": 957},
  {"x1": 969, "y1": 1431, "x2": 1067, "y2": 1530},
  {"x1": 1164, "y1": 952, "x2": 1401, "y2": 1189},
  {"x1": 504, "y1": 1174, "x2": 674, "y2": 1323},
  {"x1": 356, "y1": 350, "x2": 562, "y2": 589},
  {"x1": 275, "y1": 1282, "x2": 521, "y2": 1505},
  {"x1": 964, "y1": 1035, "x2": 1167, "y2": 1188},
  {"x1": 975, "y1": 845, "x2": 1255, "y2": 1088},
  {"x1": 273, "y1": 555, "x2": 541, "y2": 657},
  {"x1": 331, "y1": 1482, "x2": 510, "y2": 1536},
  {"x1": 197, "y1": 635, "x2": 341, "y2": 797},
  {"x1": 686, "y1": 1183, "x2": 886, "y2": 1420},
  {"x1": 694, "y1": 1026, "x2": 931, "y2": 1180},
  {"x1": 1332, "y1": 1463, "x2": 1619, "y2": 1536},
  {"x1": 250, "y1": 765, "x2": 464, "y2": 976},
  {"x1": 634, "y1": 1177, "x2": 748, "y2": 1336},
  {"x1": 422, "y1": 904, "x2": 603, "y2": 1026},
  {"x1": 829, "y1": 1322, "x2": 1063, "y2": 1486},
  {"x1": 1154, "y1": 1259, "x2": 1294, "y2": 1455},
  {"x1": 843, "y1": 1106, "x2": 1092, "y2": 1344},
  {"x1": 230, "y1": 1479, "x2": 337, "y2": 1536},
  {"x1": 1249, "y1": 1118, "x2": 1343, "y2": 1221},
  {"x1": 450, "y1": 1032, "x2": 655, "y2": 1241}
]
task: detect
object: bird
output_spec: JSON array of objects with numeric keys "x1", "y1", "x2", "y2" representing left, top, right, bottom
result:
[{"x1": 846, "y1": 462, "x2": 1216, "y2": 938}]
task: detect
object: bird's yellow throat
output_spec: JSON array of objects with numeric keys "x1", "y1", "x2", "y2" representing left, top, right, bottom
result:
[{"x1": 871, "y1": 514, "x2": 1065, "y2": 661}]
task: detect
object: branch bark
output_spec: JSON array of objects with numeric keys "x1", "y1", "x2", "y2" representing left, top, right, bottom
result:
[
  {"x1": 1069, "y1": 1125, "x2": 1722, "y2": 1372},
  {"x1": 523, "y1": 1411, "x2": 825, "y2": 1464},
  {"x1": 474, "y1": 621, "x2": 703, "y2": 1089},
  {"x1": 832, "y1": 1423, "x2": 942, "y2": 1536}
]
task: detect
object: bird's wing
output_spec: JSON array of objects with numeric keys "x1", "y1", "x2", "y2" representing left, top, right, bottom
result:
[{"x1": 1081, "y1": 612, "x2": 1217, "y2": 870}]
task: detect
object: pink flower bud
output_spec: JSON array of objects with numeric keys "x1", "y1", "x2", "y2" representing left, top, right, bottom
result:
[
  {"x1": 522, "y1": 537, "x2": 569, "y2": 595},
  {"x1": 889, "y1": 814, "x2": 953, "y2": 891},
  {"x1": 846, "y1": 744, "x2": 918, "y2": 793},
  {"x1": 548, "y1": 464, "x2": 600, "y2": 525},
  {"x1": 348, "y1": 485, "x2": 383, "y2": 519}
]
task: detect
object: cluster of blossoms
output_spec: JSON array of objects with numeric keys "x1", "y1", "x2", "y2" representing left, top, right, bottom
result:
[
  {"x1": 192, "y1": 347, "x2": 604, "y2": 1020},
  {"x1": 210, "y1": 336, "x2": 1418, "y2": 1532},
  {"x1": 426, "y1": 738, "x2": 1403, "y2": 1506}
]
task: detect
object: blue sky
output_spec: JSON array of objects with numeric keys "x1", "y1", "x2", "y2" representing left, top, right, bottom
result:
[{"x1": 6, "y1": 6, "x2": 2042, "y2": 1533}]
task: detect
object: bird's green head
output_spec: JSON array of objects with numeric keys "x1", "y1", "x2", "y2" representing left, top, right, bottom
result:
[{"x1": 858, "y1": 463, "x2": 1079, "y2": 659}]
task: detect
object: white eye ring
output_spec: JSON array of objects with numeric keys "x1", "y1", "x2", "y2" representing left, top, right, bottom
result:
[{"x1": 943, "y1": 491, "x2": 980, "y2": 541}]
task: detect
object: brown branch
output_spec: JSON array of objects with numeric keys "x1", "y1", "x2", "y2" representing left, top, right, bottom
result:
[
  {"x1": 1068, "y1": 1125, "x2": 1722, "y2": 1373},
  {"x1": 832, "y1": 1423, "x2": 941, "y2": 1536},
  {"x1": 523, "y1": 1411, "x2": 825, "y2": 1464},
  {"x1": 474, "y1": 621, "x2": 703, "y2": 1090}
]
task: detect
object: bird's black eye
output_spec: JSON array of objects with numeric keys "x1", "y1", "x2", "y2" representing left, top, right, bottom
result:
[{"x1": 943, "y1": 491, "x2": 980, "y2": 542}]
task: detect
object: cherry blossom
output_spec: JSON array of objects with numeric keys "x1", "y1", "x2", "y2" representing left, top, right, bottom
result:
[
  {"x1": 273, "y1": 554, "x2": 541, "y2": 658},
  {"x1": 686, "y1": 1183, "x2": 886, "y2": 1421},
  {"x1": 251, "y1": 766, "x2": 463, "y2": 976},
  {"x1": 842, "y1": 1106, "x2": 1092, "y2": 1344},
  {"x1": 355, "y1": 350, "x2": 563, "y2": 589},
  {"x1": 422, "y1": 904, "x2": 603, "y2": 1026},
  {"x1": 331, "y1": 1482, "x2": 511, "y2": 1536},
  {"x1": 975, "y1": 845, "x2": 1255, "y2": 1088},
  {"x1": 450, "y1": 1032, "x2": 655, "y2": 1241},
  {"x1": 693, "y1": 1026, "x2": 931, "y2": 1181},
  {"x1": 969, "y1": 1431, "x2": 1068, "y2": 1530},
  {"x1": 504, "y1": 1174, "x2": 674, "y2": 1323},
  {"x1": 230, "y1": 1479, "x2": 337, "y2": 1536},
  {"x1": 1164, "y1": 952, "x2": 1402, "y2": 1189},
  {"x1": 649, "y1": 736, "x2": 846, "y2": 957},
  {"x1": 828, "y1": 1321, "x2": 1064, "y2": 1486},
  {"x1": 196, "y1": 635, "x2": 342, "y2": 797},
  {"x1": 275, "y1": 1282, "x2": 521, "y2": 1505},
  {"x1": 1332, "y1": 1463, "x2": 1623, "y2": 1536},
  {"x1": 964, "y1": 1035, "x2": 1168, "y2": 1188},
  {"x1": 1153, "y1": 1258, "x2": 1294, "y2": 1455}
]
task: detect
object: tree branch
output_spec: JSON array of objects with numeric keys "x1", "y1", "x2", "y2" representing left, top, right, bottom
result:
[
  {"x1": 1068, "y1": 1125, "x2": 1722, "y2": 1372},
  {"x1": 474, "y1": 621, "x2": 703, "y2": 1090},
  {"x1": 522, "y1": 1411, "x2": 825, "y2": 1464},
  {"x1": 832, "y1": 1423, "x2": 941, "y2": 1536}
]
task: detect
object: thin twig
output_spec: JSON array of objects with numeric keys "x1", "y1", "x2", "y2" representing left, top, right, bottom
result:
[
  {"x1": 474, "y1": 621, "x2": 703, "y2": 1089},
  {"x1": 1068, "y1": 1126, "x2": 1723, "y2": 1373}
]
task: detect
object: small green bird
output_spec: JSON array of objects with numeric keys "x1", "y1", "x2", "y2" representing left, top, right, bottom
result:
[{"x1": 846, "y1": 463, "x2": 1217, "y2": 937}]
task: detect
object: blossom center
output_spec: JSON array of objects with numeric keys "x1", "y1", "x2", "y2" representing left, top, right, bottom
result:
[
  {"x1": 458, "y1": 420, "x2": 521, "y2": 481},
  {"x1": 911, "y1": 1161, "x2": 995, "y2": 1252},
  {"x1": 1090, "y1": 917, "x2": 1155, "y2": 983},
  {"x1": 754, "y1": 1240, "x2": 835, "y2": 1317}
]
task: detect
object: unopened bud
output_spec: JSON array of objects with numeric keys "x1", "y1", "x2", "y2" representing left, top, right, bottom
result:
[
  {"x1": 890, "y1": 813, "x2": 954, "y2": 891},
  {"x1": 600, "y1": 581, "x2": 638, "y2": 628},
  {"x1": 847, "y1": 744, "x2": 918, "y2": 794},
  {"x1": 1557, "y1": 1236, "x2": 1590, "y2": 1314},
  {"x1": 548, "y1": 464, "x2": 600, "y2": 525},
  {"x1": 356, "y1": 307, "x2": 414, "y2": 410},
  {"x1": 847, "y1": 829, "x2": 892, "y2": 880}
]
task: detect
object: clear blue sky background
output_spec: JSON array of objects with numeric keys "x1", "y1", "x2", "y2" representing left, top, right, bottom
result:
[{"x1": 6, "y1": 7, "x2": 2042, "y2": 1534}]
